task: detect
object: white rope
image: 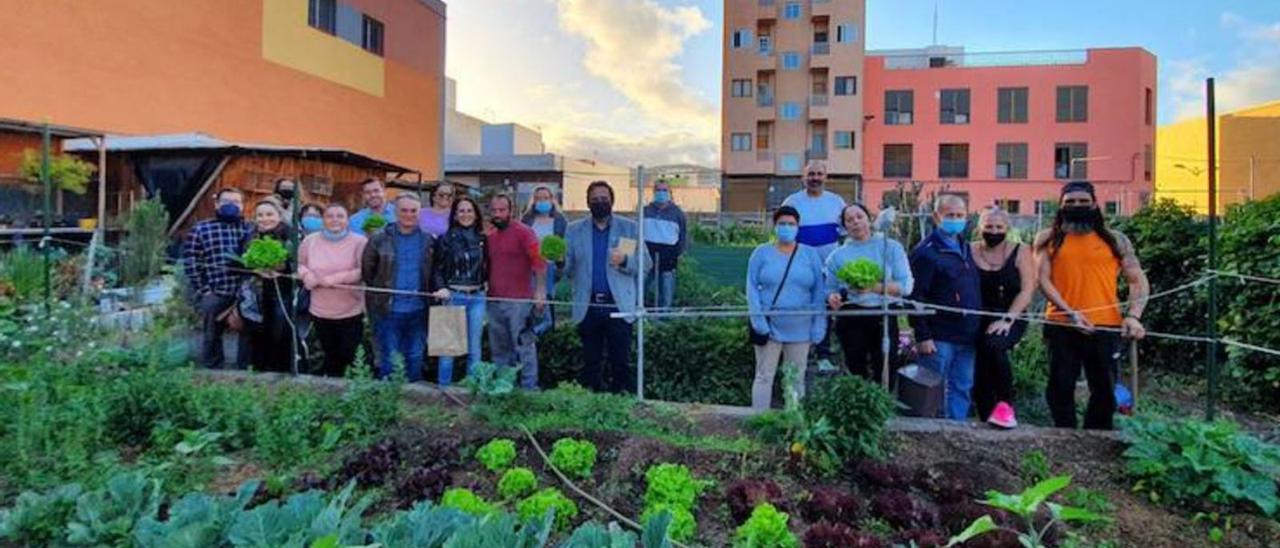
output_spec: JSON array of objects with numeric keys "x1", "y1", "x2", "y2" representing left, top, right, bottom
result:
[{"x1": 1209, "y1": 269, "x2": 1280, "y2": 286}]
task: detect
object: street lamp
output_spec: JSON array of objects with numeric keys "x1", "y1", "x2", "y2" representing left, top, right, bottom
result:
[{"x1": 1172, "y1": 163, "x2": 1207, "y2": 177}]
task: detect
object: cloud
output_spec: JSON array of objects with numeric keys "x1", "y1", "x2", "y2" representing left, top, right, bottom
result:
[
  {"x1": 1170, "y1": 12, "x2": 1280, "y2": 120},
  {"x1": 552, "y1": 0, "x2": 718, "y2": 139},
  {"x1": 542, "y1": 125, "x2": 718, "y2": 167}
]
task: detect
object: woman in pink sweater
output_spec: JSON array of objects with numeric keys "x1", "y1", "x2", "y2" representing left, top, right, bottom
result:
[{"x1": 298, "y1": 204, "x2": 368, "y2": 377}]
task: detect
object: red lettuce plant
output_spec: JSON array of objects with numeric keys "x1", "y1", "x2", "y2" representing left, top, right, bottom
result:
[
  {"x1": 870, "y1": 491, "x2": 937, "y2": 529},
  {"x1": 726, "y1": 479, "x2": 786, "y2": 524},
  {"x1": 801, "y1": 486, "x2": 862, "y2": 526}
]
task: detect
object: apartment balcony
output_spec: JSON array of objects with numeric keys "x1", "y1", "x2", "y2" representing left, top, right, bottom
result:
[
  {"x1": 756, "y1": 150, "x2": 774, "y2": 163},
  {"x1": 809, "y1": 94, "x2": 828, "y2": 107},
  {"x1": 757, "y1": 0, "x2": 777, "y2": 18},
  {"x1": 756, "y1": 94, "x2": 775, "y2": 108},
  {"x1": 811, "y1": 42, "x2": 830, "y2": 56},
  {"x1": 806, "y1": 149, "x2": 828, "y2": 161}
]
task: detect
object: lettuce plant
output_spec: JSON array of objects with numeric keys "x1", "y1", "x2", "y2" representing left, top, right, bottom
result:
[
  {"x1": 733, "y1": 503, "x2": 797, "y2": 548},
  {"x1": 476, "y1": 438, "x2": 518, "y2": 472},
  {"x1": 548, "y1": 438, "x2": 597, "y2": 480},
  {"x1": 498, "y1": 467, "x2": 538, "y2": 500},
  {"x1": 516, "y1": 488, "x2": 578, "y2": 532},
  {"x1": 440, "y1": 488, "x2": 497, "y2": 517}
]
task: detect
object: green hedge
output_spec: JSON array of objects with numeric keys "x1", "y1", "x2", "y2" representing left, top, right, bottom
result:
[{"x1": 1217, "y1": 195, "x2": 1280, "y2": 411}]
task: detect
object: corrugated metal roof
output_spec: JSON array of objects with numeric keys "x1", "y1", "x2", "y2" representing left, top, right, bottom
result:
[
  {"x1": 62, "y1": 133, "x2": 414, "y2": 173},
  {"x1": 0, "y1": 118, "x2": 106, "y2": 139}
]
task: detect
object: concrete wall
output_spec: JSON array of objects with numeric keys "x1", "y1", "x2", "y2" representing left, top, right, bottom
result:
[
  {"x1": 1157, "y1": 101, "x2": 1280, "y2": 212},
  {"x1": 1, "y1": 0, "x2": 446, "y2": 177}
]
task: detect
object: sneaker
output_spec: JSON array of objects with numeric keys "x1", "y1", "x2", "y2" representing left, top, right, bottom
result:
[
  {"x1": 816, "y1": 359, "x2": 838, "y2": 373},
  {"x1": 987, "y1": 401, "x2": 1018, "y2": 429}
]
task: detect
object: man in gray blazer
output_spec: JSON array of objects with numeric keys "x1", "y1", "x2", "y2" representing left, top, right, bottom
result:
[{"x1": 563, "y1": 181, "x2": 650, "y2": 393}]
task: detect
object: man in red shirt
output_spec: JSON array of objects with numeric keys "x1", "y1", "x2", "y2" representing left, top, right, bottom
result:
[{"x1": 486, "y1": 194, "x2": 547, "y2": 389}]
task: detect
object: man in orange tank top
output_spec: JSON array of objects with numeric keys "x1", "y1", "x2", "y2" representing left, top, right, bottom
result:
[{"x1": 1034, "y1": 181, "x2": 1150, "y2": 430}]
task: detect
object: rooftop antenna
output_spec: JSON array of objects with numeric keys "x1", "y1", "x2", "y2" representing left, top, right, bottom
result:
[{"x1": 932, "y1": 0, "x2": 939, "y2": 45}]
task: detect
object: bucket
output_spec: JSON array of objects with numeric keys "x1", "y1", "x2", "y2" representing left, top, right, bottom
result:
[{"x1": 896, "y1": 364, "x2": 944, "y2": 418}]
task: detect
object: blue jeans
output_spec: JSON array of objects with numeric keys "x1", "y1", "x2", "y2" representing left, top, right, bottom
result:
[
  {"x1": 437, "y1": 291, "x2": 486, "y2": 386},
  {"x1": 532, "y1": 262, "x2": 557, "y2": 336},
  {"x1": 488, "y1": 301, "x2": 538, "y2": 390},
  {"x1": 917, "y1": 340, "x2": 976, "y2": 420},
  {"x1": 373, "y1": 312, "x2": 426, "y2": 382},
  {"x1": 648, "y1": 268, "x2": 676, "y2": 309}
]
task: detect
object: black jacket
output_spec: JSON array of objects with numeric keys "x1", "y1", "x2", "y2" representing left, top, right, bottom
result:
[
  {"x1": 361, "y1": 225, "x2": 436, "y2": 318},
  {"x1": 908, "y1": 229, "x2": 982, "y2": 344},
  {"x1": 433, "y1": 227, "x2": 488, "y2": 289}
]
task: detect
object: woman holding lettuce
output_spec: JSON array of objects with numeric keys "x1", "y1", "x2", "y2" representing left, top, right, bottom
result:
[{"x1": 825, "y1": 203, "x2": 914, "y2": 380}]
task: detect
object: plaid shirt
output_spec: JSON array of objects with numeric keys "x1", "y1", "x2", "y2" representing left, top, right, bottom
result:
[{"x1": 183, "y1": 218, "x2": 252, "y2": 296}]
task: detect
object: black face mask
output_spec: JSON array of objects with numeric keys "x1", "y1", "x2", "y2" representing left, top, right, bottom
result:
[
  {"x1": 982, "y1": 232, "x2": 1007, "y2": 248},
  {"x1": 277, "y1": 188, "x2": 296, "y2": 201},
  {"x1": 1061, "y1": 206, "x2": 1098, "y2": 224},
  {"x1": 589, "y1": 201, "x2": 612, "y2": 220}
]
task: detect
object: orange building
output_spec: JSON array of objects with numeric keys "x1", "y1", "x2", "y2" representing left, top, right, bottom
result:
[
  {"x1": 0, "y1": 0, "x2": 446, "y2": 178},
  {"x1": 862, "y1": 47, "x2": 1157, "y2": 216},
  {"x1": 721, "y1": 0, "x2": 867, "y2": 211}
]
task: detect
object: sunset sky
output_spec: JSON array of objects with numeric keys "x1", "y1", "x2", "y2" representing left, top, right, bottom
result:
[{"x1": 446, "y1": 0, "x2": 1280, "y2": 167}]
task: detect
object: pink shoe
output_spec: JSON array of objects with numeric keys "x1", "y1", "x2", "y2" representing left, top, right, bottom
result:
[{"x1": 987, "y1": 401, "x2": 1018, "y2": 429}]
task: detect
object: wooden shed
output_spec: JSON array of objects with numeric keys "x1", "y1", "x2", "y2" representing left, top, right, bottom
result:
[{"x1": 63, "y1": 133, "x2": 418, "y2": 235}]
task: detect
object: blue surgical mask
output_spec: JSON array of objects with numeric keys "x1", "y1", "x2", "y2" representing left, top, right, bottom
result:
[
  {"x1": 321, "y1": 228, "x2": 350, "y2": 242},
  {"x1": 300, "y1": 216, "x2": 324, "y2": 233},
  {"x1": 940, "y1": 218, "x2": 968, "y2": 236},
  {"x1": 535, "y1": 201, "x2": 552, "y2": 215},
  {"x1": 775, "y1": 224, "x2": 798, "y2": 243},
  {"x1": 654, "y1": 190, "x2": 671, "y2": 204},
  {"x1": 215, "y1": 203, "x2": 241, "y2": 222}
]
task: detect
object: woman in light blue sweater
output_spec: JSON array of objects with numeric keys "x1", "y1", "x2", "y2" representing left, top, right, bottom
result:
[
  {"x1": 746, "y1": 206, "x2": 827, "y2": 410},
  {"x1": 825, "y1": 203, "x2": 914, "y2": 380}
]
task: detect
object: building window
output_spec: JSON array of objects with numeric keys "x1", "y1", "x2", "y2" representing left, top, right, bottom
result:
[
  {"x1": 940, "y1": 88, "x2": 970, "y2": 124},
  {"x1": 995, "y1": 199, "x2": 1022, "y2": 215},
  {"x1": 885, "y1": 90, "x2": 914, "y2": 125},
  {"x1": 1035, "y1": 200, "x2": 1058, "y2": 216},
  {"x1": 1054, "y1": 142, "x2": 1089, "y2": 179},
  {"x1": 834, "y1": 131, "x2": 854, "y2": 149},
  {"x1": 995, "y1": 143, "x2": 1028, "y2": 179},
  {"x1": 1056, "y1": 85, "x2": 1088, "y2": 122},
  {"x1": 308, "y1": 0, "x2": 337, "y2": 34},
  {"x1": 810, "y1": 131, "x2": 826, "y2": 155},
  {"x1": 1105, "y1": 202, "x2": 1119, "y2": 215},
  {"x1": 731, "y1": 79, "x2": 753, "y2": 98},
  {"x1": 938, "y1": 143, "x2": 970, "y2": 178},
  {"x1": 1144, "y1": 144, "x2": 1153, "y2": 182},
  {"x1": 731, "y1": 133, "x2": 753, "y2": 152},
  {"x1": 836, "y1": 23, "x2": 857, "y2": 43},
  {"x1": 997, "y1": 87, "x2": 1028, "y2": 124},
  {"x1": 883, "y1": 144, "x2": 913, "y2": 178},
  {"x1": 834, "y1": 76, "x2": 857, "y2": 96},
  {"x1": 784, "y1": 1, "x2": 802, "y2": 19},
  {"x1": 781, "y1": 102, "x2": 802, "y2": 120},
  {"x1": 361, "y1": 15, "x2": 384, "y2": 56},
  {"x1": 758, "y1": 34, "x2": 773, "y2": 54},
  {"x1": 780, "y1": 153, "x2": 802, "y2": 172},
  {"x1": 731, "y1": 28, "x2": 752, "y2": 49},
  {"x1": 1152, "y1": 87, "x2": 1162, "y2": 125},
  {"x1": 782, "y1": 52, "x2": 801, "y2": 70},
  {"x1": 756, "y1": 124, "x2": 772, "y2": 150}
]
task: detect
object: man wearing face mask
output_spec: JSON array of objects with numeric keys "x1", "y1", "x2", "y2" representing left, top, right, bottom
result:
[
  {"x1": 183, "y1": 187, "x2": 253, "y2": 369},
  {"x1": 781, "y1": 160, "x2": 846, "y2": 372},
  {"x1": 642, "y1": 179, "x2": 687, "y2": 309},
  {"x1": 564, "y1": 181, "x2": 650, "y2": 393},
  {"x1": 273, "y1": 178, "x2": 299, "y2": 225},
  {"x1": 1034, "y1": 181, "x2": 1149, "y2": 430},
  {"x1": 908, "y1": 194, "x2": 982, "y2": 421}
]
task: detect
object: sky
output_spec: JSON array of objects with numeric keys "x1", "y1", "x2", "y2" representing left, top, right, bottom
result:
[{"x1": 445, "y1": 0, "x2": 1280, "y2": 168}]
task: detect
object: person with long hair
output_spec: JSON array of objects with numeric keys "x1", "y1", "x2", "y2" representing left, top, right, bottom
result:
[
  {"x1": 521, "y1": 185, "x2": 567, "y2": 335},
  {"x1": 825, "y1": 203, "x2": 913, "y2": 381},
  {"x1": 419, "y1": 182, "x2": 456, "y2": 237},
  {"x1": 747, "y1": 205, "x2": 825, "y2": 410},
  {"x1": 242, "y1": 199, "x2": 298, "y2": 372},
  {"x1": 298, "y1": 204, "x2": 367, "y2": 377},
  {"x1": 430, "y1": 196, "x2": 488, "y2": 385},
  {"x1": 1034, "y1": 181, "x2": 1149, "y2": 430},
  {"x1": 970, "y1": 207, "x2": 1037, "y2": 428}
]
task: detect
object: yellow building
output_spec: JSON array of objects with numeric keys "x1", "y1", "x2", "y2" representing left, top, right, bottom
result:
[{"x1": 1157, "y1": 100, "x2": 1280, "y2": 213}]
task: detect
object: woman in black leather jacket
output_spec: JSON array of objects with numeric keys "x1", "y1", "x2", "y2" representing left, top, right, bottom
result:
[{"x1": 429, "y1": 196, "x2": 488, "y2": 385}]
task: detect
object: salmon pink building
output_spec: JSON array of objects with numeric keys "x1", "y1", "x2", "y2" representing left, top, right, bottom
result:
[{"x1": 861, "y1": 47, "x2": 1157, "y2": 216}]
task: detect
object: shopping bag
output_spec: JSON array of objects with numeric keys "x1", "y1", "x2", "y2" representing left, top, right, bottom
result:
[{"x1": 428, "y1": 305, "x2": 468, "y2": 357}]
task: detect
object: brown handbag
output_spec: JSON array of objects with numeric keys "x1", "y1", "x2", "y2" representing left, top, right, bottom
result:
[{"x1": 217, "y1": 303, "x2": 244, "y2": 332}]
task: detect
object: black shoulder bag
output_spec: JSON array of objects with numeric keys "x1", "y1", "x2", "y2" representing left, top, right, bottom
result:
[{"x1": 750, "y1": 247, "x2": 799, "y2": 346}]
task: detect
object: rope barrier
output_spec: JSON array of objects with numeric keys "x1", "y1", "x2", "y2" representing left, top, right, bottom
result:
[{"x1": 1209, "y1": 269, "x2": 1280, "y2": 286}]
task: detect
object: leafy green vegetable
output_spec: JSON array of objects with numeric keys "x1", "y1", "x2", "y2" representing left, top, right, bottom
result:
[
  {"x1": 516, "y1": 488, "x2": 578, "y2": 532},
  {"x1": 641, "y1": 504, "x2": 695, "y2": 542},
  {"x1": 476, "y1": 438, "x2": 518, "y2": 472},
  {"x1": 226, "y1": 481, "x2": 371, "y2": 547},
  {"x1": 241, "y1": 237, "x2": 289, "y2": 271},
  {"x1": 643, "y1": 463, "x2": 709, "y2": 511},
  {"x1": 440, "y1": 488, "x2": 497, "y2": 517},
  {"x1": 802, "y1": 374, "x2": 895, "y2": 461},
  {"x1": 835, "y1": 258, "x2": 883, "y2": 290},
  {"x1": 361, "y1": 214, "x2": 388, "y2": 234},
  {"x1": 540, "y1": 235, "x2": 567, "y2": 262},
  {"x1": 134, "y1": 480, "x2": 259, "y2": 548},
  {"x1": 0, "y1": 483, "x2": 82, "y2": 545},
  {"x1": 1121, "y1": 417, "x2": 1280, "y2": 516},
  {"x1": 498, "y1": 467, "x2": 538, "y2": 500},
  {"x1": 464, "y1": 362, "x2": 517, "y2": 398},
  {"x1": 548, "y1": 438, "x2": 597, "y2": 480},
  {"x1": 66, "y1": 471, "x2": 163, "y2": 546},
  {"x1": 732, "y1": 503, "x2": 797, "y2": 548},
  {"x1": 367, "y1": 501, "x2": 472, "y2": 547},
  {"x1": 948, "y1": 475, "x2": 1109, "y2": 548}
]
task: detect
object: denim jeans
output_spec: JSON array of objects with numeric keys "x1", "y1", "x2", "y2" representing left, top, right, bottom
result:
[
  {"x1": 532, "y1": 262, "x2": 556, "y2": 336},
  {"x1": 373, "y1": 312, "x2": 426, "y2": 382},
  {"x1": 647, "y1": 268, "x2": 676, "y2": 309},
  {"x1": 488, "y1": 301, "x2": 538, "y2": 389},
  {"x1": 437, "y1": 291, "x2": 486, "y2": 386},
  {"x1": 917, "y1": 340, "x2": 976, "y2": 420}
]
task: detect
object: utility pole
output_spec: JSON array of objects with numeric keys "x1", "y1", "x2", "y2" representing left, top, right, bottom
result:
[{"x1": 1206, "y1": 78, "x2": 1220, "y2": 420}]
